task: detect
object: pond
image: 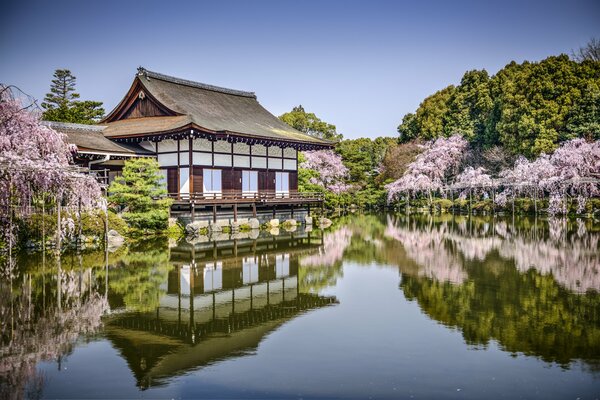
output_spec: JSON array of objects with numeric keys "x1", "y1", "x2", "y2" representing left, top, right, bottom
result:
[{"x1": 1, "y1": 214, "x2": 599, "y2": 399}]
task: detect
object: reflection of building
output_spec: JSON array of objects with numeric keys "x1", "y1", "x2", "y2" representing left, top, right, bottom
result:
[{"x1": 104, "y1": 233, "x2": 337, "y2": 389}]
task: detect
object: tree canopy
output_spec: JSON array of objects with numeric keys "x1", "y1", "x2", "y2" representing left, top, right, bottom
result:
[
  {"x1": 397, "y1": 52, "x2": 600, "y2": 157},
  {"x1": 279, "y1": 105, "x2": 343, "y2": 141},
  {"x1": 41, "y1": 69, "x2": 105, "y2": 124},
  {"x1": 108, "y1": 158, "x2": 172, "y2": 232}
]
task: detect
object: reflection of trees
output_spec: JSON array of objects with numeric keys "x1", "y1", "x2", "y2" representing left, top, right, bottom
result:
[
  {"x1": 0, "y1": 259, "x2": 108, "y2": 400},
  {"x1": 385, "y1": 214, "x2": 600, "y2": 368},
  {"x1": 386, "y1": 215, "x2": 600, "y2": 293},
  {"x1": 385, "y1": 217, "x2": 467, "y2": 284},
  {"x1": 401, "y1": 264, "x2": 600, "y2": 367},
  {"x1": 100, "y1": 239, "x2": 173, "y2": 312},
  {"x1": 298, "y1": 227, "x2": 351, "y2": 293}
]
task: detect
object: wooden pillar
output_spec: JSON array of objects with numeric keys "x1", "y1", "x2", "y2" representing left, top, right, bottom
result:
[
  {"x1": 213, "y1": 204, "x2": 217, "y2": 223},
  {"x1": 252, "y1": 202, "x2": 257, "y2": 218},
  {"x1": 272, "y1": 205, "x2": 276, "y2": 219},
  {"x1": 191, "y1": 201, "x2": 195, "y2": 221},
  {"x1": 290, "y1": 205, "x2": 294, "y2": 218},
  {"x1": 233, "y1": 203, "x2": 238, "y2": 222}
]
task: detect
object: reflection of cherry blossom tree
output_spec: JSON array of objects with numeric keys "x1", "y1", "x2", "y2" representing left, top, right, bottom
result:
[
  {"x1": 0, "y1": 265, "x2": 108, "y2": 399},
  {"x1": 495, "y1": 139, "x2": 600, "y2": 214},
  {"x1": 299, "y1": 227, "x2": 353, "y2": 292},
  {"x1": 386, "y1": 215, "x2": 600, "y2": 293},
  {"x1": 384, "y1": 216, "x2": 467, "y2": 284}
]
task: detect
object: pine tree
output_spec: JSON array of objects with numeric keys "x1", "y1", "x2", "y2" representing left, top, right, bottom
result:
[
  {"x1": 108, "y1": 158, "x2": 172, "y2": 232},
  {"x1": 41, "y1": 69, "x2": 105, "y2": 124}
]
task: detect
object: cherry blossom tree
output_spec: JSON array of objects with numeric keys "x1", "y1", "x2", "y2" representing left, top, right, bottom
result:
[
  {"x1": 453, "y1": 166, "x2": 493, "y2": 197},
  {"x1": 386, "y1": 134, "x2": 468, "y2": 202},
  {"x1": 494, "y1": 139, "x2": 600, "y2": 214},
  {"x1": 0, "y1": 86, "x2": 103, "y2": 247},
  {"x1": 300, "y1": 150, "x2": 351, "y2": 194}
]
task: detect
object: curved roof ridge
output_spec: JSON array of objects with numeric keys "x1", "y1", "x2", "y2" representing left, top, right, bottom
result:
[
  {"x1": 137, "y1": 67, "x2": 257, "y2": 99},
  {"x1": 42, "y1": 120, "x2": 106, "y2": 132}
]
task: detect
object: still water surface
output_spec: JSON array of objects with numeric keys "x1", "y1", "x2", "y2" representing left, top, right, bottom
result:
[{"x1": 1, "y1": 214, "x2": 599, "y2": 399}]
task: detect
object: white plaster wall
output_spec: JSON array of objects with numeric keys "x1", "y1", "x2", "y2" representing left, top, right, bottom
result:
[
  {"x1": 269, "y1": 146, "x2": 283, "y2": 157},
  {"x1": 284, "y1": 159, "x2": 297, "y2": 171},
  {"x1": 214, "y1": 154, "x2": 232, "y2": 167},
  {"x1": 268, "y1": 157, "x2": 283, "y2": 170},
  {"x1": 193, "y1": 152, "x2": 212, "y2": 166},
  {"x1": 233, "y1": 155, "x2": 250, "y2": 168},
  {"x1": 233, "y1": 142, "x2": 250, "y2": 154},
  {"x1": 252, "y1": 144, "x2": 267, "y2": 156},
  {"x1": 192, "y1": 138, "x2": 212, "y2": 151},
  {"x1": 252, "y1": 156, "x2": 267, "y2": 169},
  {"x1": 283, "y1": 147, "x2": 296, "y2": 158},
  {"x1": 214, "y1": 140, "x2": 231, "y2": 153},
  {"x1": 157, "y1": 153, "x2": 178, "y2": 166},
  {"x1": 157, "y1": 139, "x2": 178, "y2": 152}
]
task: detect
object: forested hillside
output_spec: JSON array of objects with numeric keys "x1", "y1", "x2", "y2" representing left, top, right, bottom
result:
[{"x1": 397, "y1": 54, "x2": 600, "y2": 157}]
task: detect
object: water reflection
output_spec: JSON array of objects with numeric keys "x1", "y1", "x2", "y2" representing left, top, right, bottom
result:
[
  {"x1": 1, "y1": 228, "x2": 338, "y2": 395},
  {"x1": 1, "y1": 215, "x2": 599, "y2": 398},
  {"x1": 383, "y1": 214, "x2": 600, "y2": 368}
]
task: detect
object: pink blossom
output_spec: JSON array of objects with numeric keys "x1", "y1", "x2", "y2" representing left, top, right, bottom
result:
[
  {"x1": 301, "y1": 150, "x2": 351, "y2": 194},
  {"x1": 0, "y1": 88, "x2": 103, "y2": 245},
  {"x1": 386, "y1": 134, "x2": 468, "y2": 202}
]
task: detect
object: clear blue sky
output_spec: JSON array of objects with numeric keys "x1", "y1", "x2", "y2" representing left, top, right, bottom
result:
[{"x1": 1, "y1": 0, "x2": 599, "y2": 139}]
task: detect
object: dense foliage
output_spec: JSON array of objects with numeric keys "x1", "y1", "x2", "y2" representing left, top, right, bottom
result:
[
  {"x1": 41, "y1": 69, "x2": 105, "y2": 124},
  {"x1": 397, "y1": 54, "x2": 600, "y2": 157},
  {"x1": 279, "y1": 105, "x2": 342, "y2": 141},
  {"x1": 108, "y1": 158, "x2": 172, "y2": 232}
]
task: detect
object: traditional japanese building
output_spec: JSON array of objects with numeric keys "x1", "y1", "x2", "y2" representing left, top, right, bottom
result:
[{"x1": 49, "y1": 67, "x2": 334, "y2": 220}]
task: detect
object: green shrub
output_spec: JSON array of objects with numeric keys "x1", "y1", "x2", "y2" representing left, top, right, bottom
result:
[{"x1": 108, "y1": 158, "x2": 172, "y2": 232}]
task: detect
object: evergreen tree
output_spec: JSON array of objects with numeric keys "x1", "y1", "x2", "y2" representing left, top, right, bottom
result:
[
  {"x1": 41, "y1": 69, "x2": 105, "y2": 124},
  {"x1": 108, "y1": 158, "x2": 172, "y2": 232},
  {"x1": 279, "y1": 105, "x2": 342, "y2": 141}
]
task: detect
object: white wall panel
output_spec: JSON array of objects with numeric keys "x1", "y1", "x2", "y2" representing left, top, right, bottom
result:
[
  {"x1": 193, "y1": 138, "x2": 212, "y2": 151},
  {"x1": 158, "y1": 139, "x2": 178, "y2": 152},
  {"x1": 233, "y1": 142, "x2": 250, "y2": 154},
  {"x1": 214, "y1": 154, "x2": 232, "y2": 167},
  {"x1": 252, "y1": 156, "x2": 266, "y2": 169},
  {"x1": 268, "y1": 157, "x2": 283, "y2": 170},
  {"x1": 157, "y1": 153, "x2": 178, "y2": 166},
  {"x1": 179, "y1": 139, "x2": 189, "y2": 151},
  {"x1": 233, "y1": 155, "x2": 250, "y2": 168},
  {"x1": 252, "y1": 144, "x2": 267, "y2": 156},
  {"x1": 283, "y1": 147, "x2": 296, "y2": 158},
  {"x1": 214, "y1": 140, "x2": 231, "y2": 153},
  {"x1": 283, "y1": 159, "x2": 297, "y2": 171},
  {"x1": 193, "y1": 152, "x2": 212, "y2": 166},
  {"x1": 269, "y1": 146, "x2": 283, "y2": 157}
]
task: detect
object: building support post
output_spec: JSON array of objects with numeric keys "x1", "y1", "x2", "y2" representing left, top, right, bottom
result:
[
  {"x1": 213, "y1": 204, "x2": 217, "y2": 223},
  {"x1": 233, "y1": 203, "x2": 238, "y2": 222},
  {"x1": 252, "y1": 202, "x2": 257, "y2": 218}
]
